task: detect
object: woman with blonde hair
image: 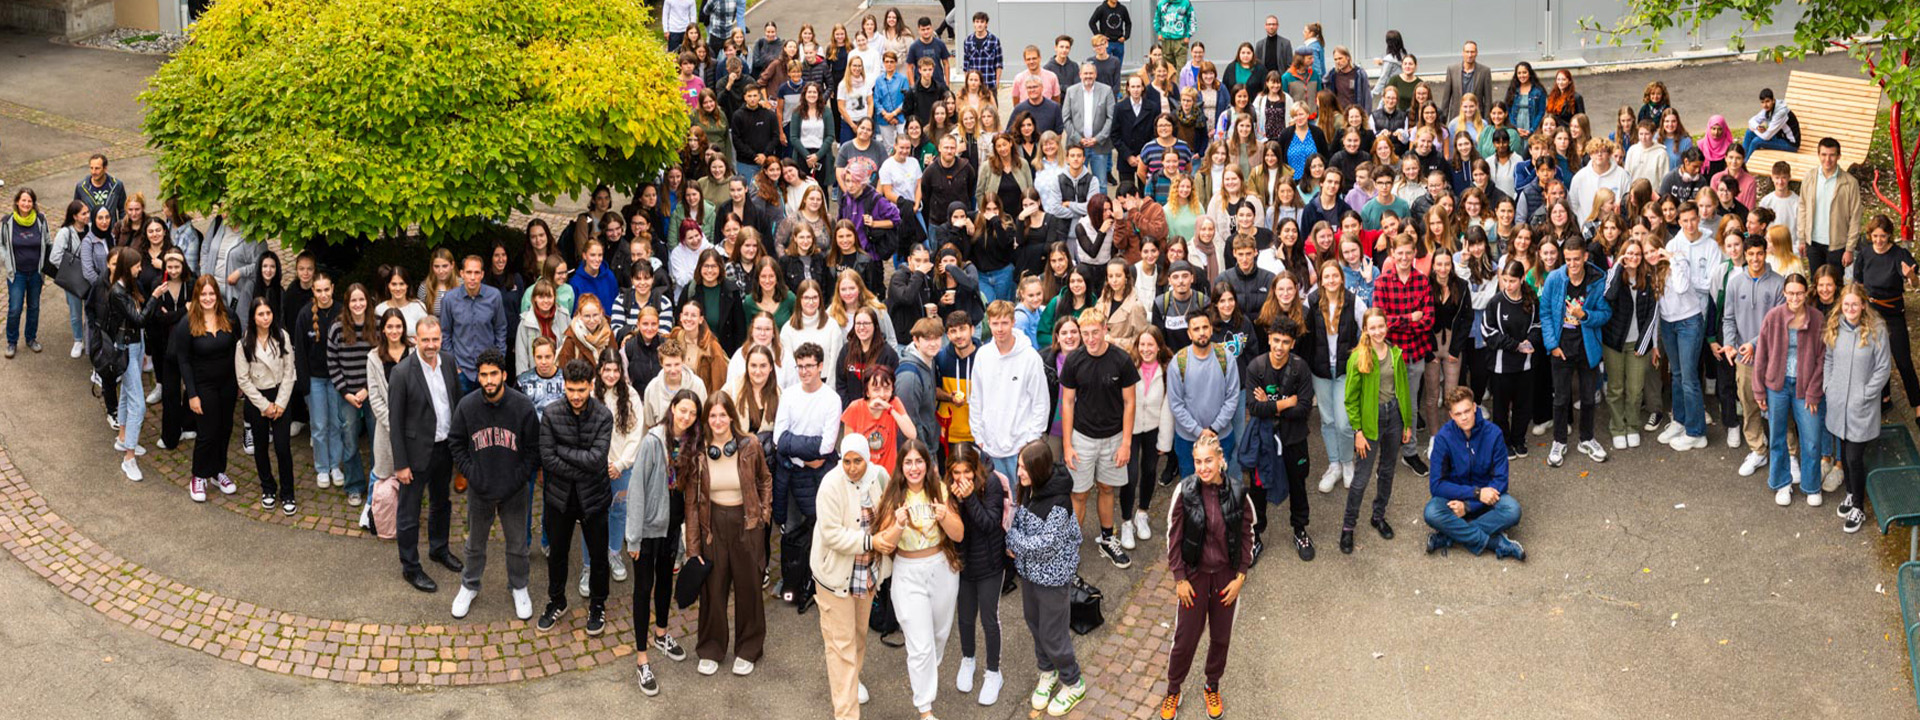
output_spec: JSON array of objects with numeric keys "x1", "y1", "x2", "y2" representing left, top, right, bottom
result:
[
  {"x1": 1824, "y1": 283, "x2": 1892, "y2": 533},
  {"x1": 418, "y1": 247, "x2": 460, "y2": 317},
  {"x1": 1340, "y1": 308, "x2": 1411, "y2": 554}
]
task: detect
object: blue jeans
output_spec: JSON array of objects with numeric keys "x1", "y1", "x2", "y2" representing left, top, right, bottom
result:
[
  {"x1": 988, "y1": 454, "x2": 1020, "y2": 492},
  {"x1": 666, "y1": 31, "x2": 687, "y2": 52},
  {"x1": 1423, "y1": 495, "x2": 1521, "y2": 554},
  {"x1": 1766, "y1": 379, "x2": 1824, "y2": 493},
  {"x1": 337, "y1": 397, "x2": 369, "y2": 495},
  {"x1": 1659, "y1": 314, "x2": 1707, "y2": 438},
  {"x1": 7, "y1": 271, "x2": 43, "y2": 346},
  {"x1": 308, "y1": 378, "x2": 344, "y2": 473},
  {"x1": 1086, "y1": 150, "x2": 1112, "y2": 186},
  {"x1": 64, "y1": 292, "x2": 84, "y2": 345},
  {"x1": 1108, "y1": 40, "x2": 1125, "y2": 64},
  {"x1": 736, "y1": 161, "x2": 761, "y2": 184},
  {"x1": 116, "y1": 341, "x2": 146, "y2": 450},
  {"x1": 1312, "y1": 375, "x2": 1355, "y2": 463},
  {"x1": 1742, "y1": 133, "x2": 1797, "y2": 157},
  {"x1": 1171, "y1": 431, "x2": 1235, "y2": 477},
  {"x1": 980, "y1": 265, "x2": 1015, "y2": 307},
  {"x1": 586, "y1": 466, "x2": 632, "y2": 561}
]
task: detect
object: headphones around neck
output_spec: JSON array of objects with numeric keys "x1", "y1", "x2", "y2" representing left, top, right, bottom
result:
[{"x1": 707, "y1": 437, "x2": 742, "y2": 460}]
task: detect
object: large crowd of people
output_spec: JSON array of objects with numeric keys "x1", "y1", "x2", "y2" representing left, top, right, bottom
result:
[{"x1": 0, "y1": 5, "x2": 1907, "y2": 719}]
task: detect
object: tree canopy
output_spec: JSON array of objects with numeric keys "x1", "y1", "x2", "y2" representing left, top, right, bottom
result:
[{"x1": 142, "y1": 0, "x2": 687, "y2": 246}]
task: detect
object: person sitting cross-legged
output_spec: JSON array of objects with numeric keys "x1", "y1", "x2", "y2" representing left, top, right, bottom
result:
[{"x1": 1423, "y1": 387, "x2": 1525, "y2": 560}]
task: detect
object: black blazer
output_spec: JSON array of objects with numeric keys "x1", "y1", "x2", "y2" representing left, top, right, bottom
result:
[
  {"x1": 387, "y1": 351, "x2": 462, "y2": 475},
  {"x1": 1112, "y1": 93, "x2": 1162, "y2": 161}
]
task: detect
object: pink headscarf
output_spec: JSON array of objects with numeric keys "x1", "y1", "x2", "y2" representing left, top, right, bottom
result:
[{"x1": 1698, "y1": 115, "x2": 1732, "y2": 162}]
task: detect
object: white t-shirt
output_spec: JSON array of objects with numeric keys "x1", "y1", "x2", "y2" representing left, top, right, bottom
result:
[
  {"x1": 374, "y1": 300, "x2": 430, "y2": 336},
  {"x1": 878, "y1": 156, "x2": 923, "y2": 205},
  {"x1": 1759, "y1": 191, "x2": 1800, "y2": 245}
]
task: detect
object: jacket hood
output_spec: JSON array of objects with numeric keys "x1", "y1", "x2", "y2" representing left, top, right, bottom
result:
[{"x1": 1027, "y1": 461, "x2": 1073, "y2": 517}]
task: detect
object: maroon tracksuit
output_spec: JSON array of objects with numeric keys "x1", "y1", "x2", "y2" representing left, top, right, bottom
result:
[{"x1": 1164, "y1": 479, "x2": 1256, "y2": 695}]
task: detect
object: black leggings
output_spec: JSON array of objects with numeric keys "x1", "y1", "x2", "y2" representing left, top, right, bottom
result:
[
  {"x1": 243, "y1": 396, "x2": 294, "y2": 500},
  {"x1": 1842, "y1": 438, "x2": 1869, "y2": 506},
  {"x1": 1872, "y1": 301, "x2": 1919, "y2": 411},
  {"x1": 191, "y1": 385, "x2": 238, "y2": 478},
  {"x1": 1121, "y1": 430, "x2": 1161, "y2": 516},
  {"x1": 631, "y1": 536, "x2": 675, "y2": 634},
  {"x1": 956, "y1": 573, "x2": 1002, "y2": 671},
  {"x1": 1487, "y1": 370, "x2": 1532, "y2": 452}
]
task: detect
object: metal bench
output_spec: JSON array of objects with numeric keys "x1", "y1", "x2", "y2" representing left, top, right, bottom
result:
[{"x1": 1747, "y1": 71, "x2": 1881, "y2": 183}]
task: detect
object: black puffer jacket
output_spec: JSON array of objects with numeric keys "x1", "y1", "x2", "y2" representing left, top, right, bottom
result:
[
  {"x1": 538, "y1": 396, "x2": 615, "y2": 515},
  {"x1": 955, "y1": 463, "x2": 1009, "y2": 581}
]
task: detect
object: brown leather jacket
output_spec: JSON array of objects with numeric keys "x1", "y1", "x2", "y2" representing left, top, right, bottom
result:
[{"x1": 682, "y1": 439, "x2": 773, "y2": 558}]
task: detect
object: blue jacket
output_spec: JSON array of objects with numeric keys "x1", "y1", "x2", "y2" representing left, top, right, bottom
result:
[
  {"x1": 1538, "y1": 262, "x2": 1612, "y2": 368},
  {"x1": 567, "y1": 263, "x2": 621, "y2": 312},
  {"x1": 1236, "y1": 416, "x2": 1286, "y2": 499},
  {"x1": 1428, "y1": 413, "x2": 1509, "y2": 515}
]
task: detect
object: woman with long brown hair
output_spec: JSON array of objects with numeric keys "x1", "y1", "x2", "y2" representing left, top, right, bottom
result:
[
  {"x1": 176, "y1": 274, "x2": 241, "y2": 501},
  {"x1": 873, "y1": 439, "x2": 964, "y2": 720},
  {"x1": 681, "y1": 391, "x2": 773, "y2": 674},
  {"x1": 98, "y1": 246, "x2": 150, "y2": 480},
  {"x1": 327, "y1": 282, "x2": 380, "y2": 502}
]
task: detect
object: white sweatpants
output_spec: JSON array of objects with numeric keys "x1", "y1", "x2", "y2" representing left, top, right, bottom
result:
[{"x1": 891, "y1": 553, "x2": 960, "y2": 713}]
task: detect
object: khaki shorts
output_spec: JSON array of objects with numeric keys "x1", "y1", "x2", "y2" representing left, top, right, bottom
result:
[{"x1": 1068, "y1": 430, "x2": 1128, "y2": 493}]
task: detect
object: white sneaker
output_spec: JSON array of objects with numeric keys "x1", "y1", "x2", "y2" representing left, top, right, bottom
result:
[
  {"x1": 452, "y1": 586, "x2": 478, "y2": 618},
  {"x1": 732, "y1": 657, "x2": 754, "y2": 676},
  {"x1": 316, "y1": 472, "x2": 331, "y2": 489},
  {"x1": 511, "y1": 587, "x2": 533, "y2": 620},
  {"x1": 1547, "y1": 442, "x2": 1566, "y2": 467},
  {"x1": 1118, "y1": 522, "x2": 1136, "y2": 550},
  {"x1": 579, "y1": 570, "x2": 591, "y2": 598},
  {"x1": 189, "y1": 477, "x2": 208, "y2": 502},
  {"x1": 1737, "y1": 452, "x2": 1768, "y2": 477},
  {"x1": 1774, "y1": 486, "x2": 1793, "y2": 506},
  {"x1": 858, "y1": 682, "x2": 870, "y2": 705},
  {"x1": 1340, "y1": 461, "x2": 1355, "y2": 488},
  {"x1": 1657, "y1": 422, "x2": 1685, "y2": 444},
  {"x1": 214, "y1": 474, "x2": 237, "y2": 495},
  {"x1": 330, "y1": 468, "x2": 345, "y2": 486},
  {"x1": 1578, "y1": 439, "x2": 1608, "y2": 462},
  {"x1": 1823, "y1": 462, "x2": 1845, "y2": 493},
  {"x1": 1612, "y1": 435, "x2": 1627, "y2": 451},
  {"x1": 289, "y1": 421, "x2": 304, "y2": 436},
  {"x1": 121, "y1": 457, "x2": 143, "y2": 482},
  {"x1": 1789, "y1": 457, "x2": 1802, "y2": 487},
  {"x1": 956, "y1": 656, "x2": 977, "y2": 693},
  {"x1": 70, "y1": 341, "x2": 83, "y2": 358},
  {"x1": 1725, "y1": 428, "x2": 1741, "y2": 448},
  {"x1": 978, "y1": 669, "x2": 1003, "y2": 705},
  {"x1": 1318, "y1": 463, "x2": 1341, "y2": 493},
  {"x1": 1807, "y1": 491, "x2": 1824, "y2": 507},
  {"x1": 1627, "y1": 432, "x2": 1642, "y2": 448},
  {"x1": 1530, "y1": 421, "x2": 1551, "y2": 437},
  {"x1": 179, "y1": 430, "x2": 196, "y2": 441},
  {"x1": 610, "y1": 551, "x2": 628, "y2": 582},
  {"x1": 1133, "y1": 510, "x2": 1152, "y2": 540},
  {"x1": 145, "y1": 386, "x2": 160, "y2": 405},
  {"x1": 696, "y1": 659, "x2": 719, "y2": 675},
  {"x1": 1670, "y1": 434, "x2": 1703, "y2": 451},
  {"x1": 242, "y1": 433, "x2": 255, "y2": 456}
]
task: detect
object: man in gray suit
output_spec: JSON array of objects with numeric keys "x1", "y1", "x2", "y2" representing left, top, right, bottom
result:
[
  {"x1": 1062, "y1": 61, "x2": 1115, "y2": 185},
  {"x1": 1438, "y1": 40, "x2": 1493, "y2": 120},
  {"x1": 388, "y1": 315, "x2": 465, "y2": 593}
]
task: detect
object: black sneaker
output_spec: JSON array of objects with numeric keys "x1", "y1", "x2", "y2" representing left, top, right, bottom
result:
[
  {"x1": 1370, "y1": 518, "x2": 1396, "y2": 540},
  {"x1": 1001, "y1": 573, "x2": 1018, "y2": 596},
  {"x1": 651, "y1": 633, "x2": 687, "y2": 661},
  {"x1": 1425, "y1": 532, "x2": 1451, "y2": 555},
  {"x1": 1402, "y1": 453, "x2": 1429, "y2": 477},
  {"x1": 1843, "y1": 508, "x2": 1865, "y2": 534},
  {"x1": 261, "y1": 494, "x2": 277, "y2": 510},
  {"x1": 586, "y1": 605, "x2": 607, "y2": 636},
  {"x1": 1249, "y1": 537, "x2": 1264, "y2": 568},
  {"x1": 637, "y1": 663, "x2": 659, "y2": 696},
  {"x1": 1097, "y1": 536, "x2": 1132, "y2": 569},
  {"x1": 282, "y1": 499, "x2": 298, "y2": 516},
  {"x1": 1838, "y1": 493, "x2": 1856, "y2": 517},
  {"x1": 1643, "y1": 412, "x2": 1664, "y2": 432},
  {"x1": 1513, "y1": 444, "x2": 1530, "y2": 459},
  {"x1": 537, "y1": 601, "x2": 567, "y2": 633},
  {"x1": 1294, "y1": 529, "x2": 1316, "y2": 561}
]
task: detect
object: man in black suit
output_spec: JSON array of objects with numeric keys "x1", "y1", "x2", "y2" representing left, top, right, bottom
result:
[
  {"x1": 536, "y1": 358, "x2": 616, "y2": 636},
  {"x1": 387, "y1": 315, "x2": 465, "y2": 592},
  {"x1": 1113, "y1": 74, "x2": 1160, "y2": 187}
]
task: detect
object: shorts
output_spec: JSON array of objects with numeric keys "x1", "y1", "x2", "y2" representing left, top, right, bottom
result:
[{"x1": 1068, "y1": 430, "x2": 1128, "y2": 492}]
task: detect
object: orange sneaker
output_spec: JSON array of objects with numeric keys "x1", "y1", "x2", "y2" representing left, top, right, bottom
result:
[
  {"x1": 1203, "y1": 685, "x2": 1224, "y2": 718},
  {"x1": 1159, "y1": 692, "x2": 1181, "y2": 719}
]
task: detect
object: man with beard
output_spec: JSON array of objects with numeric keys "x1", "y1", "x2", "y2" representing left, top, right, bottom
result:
[
  {"x1": 1168, "y1": 310, "x2": 1240, "y2": 478},
  {"x1": 448, "y1": 349, "x2": 542, "y2": 620}
]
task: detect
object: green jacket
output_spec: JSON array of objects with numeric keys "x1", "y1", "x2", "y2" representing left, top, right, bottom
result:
[
  {"x1": 1152, "y1": 0, "x2": 1194, "y2": 41},
  {"x1": 1343, "y1": 345, "x2": 1413, "y2": 439}
]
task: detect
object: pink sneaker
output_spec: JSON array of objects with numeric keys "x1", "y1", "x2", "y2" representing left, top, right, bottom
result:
[
  {"x1": 189, "y1": 477, "x2": 208, "y2": 503},
  {"x1": 214, "y1": 474, "x2": 237, "y2": 495}
]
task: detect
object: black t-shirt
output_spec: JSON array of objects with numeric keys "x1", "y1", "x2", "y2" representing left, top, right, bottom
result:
[
  {"x1": 1855, "y1": 243, "x2": 1916, "y2": 301},
  {"x1": 1060, "y1": 344, "x2": 1140, "y2": 438}
]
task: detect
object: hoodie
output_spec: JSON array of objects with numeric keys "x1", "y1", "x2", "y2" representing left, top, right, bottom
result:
[
  {"x1": 448, "y1": 386, "x2": 542, "y2": 503},
  {"x1": 1006, "y1": 461, "x2": 1080, "y2": 587},
  {"x1": 895, "y1": 347, "x2": 941, "y2": 453},
  {"x1": 968, "y1": 333, "x2": 1050, "y2": 459},
  {"x1": 1428, "y1": 412, "x2": 1510, "y2": 515}
]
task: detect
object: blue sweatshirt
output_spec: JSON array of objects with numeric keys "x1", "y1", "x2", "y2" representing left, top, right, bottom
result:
[
  {"x1": 1429, "y1": 413, "x2": 1510, "y2": 515},
  {"x1": 1168, "y1": 343, "x2": 1241, "y2": 440},
  {"x1": 568, "y1": 262, "x2": 622, "y2": 312}
]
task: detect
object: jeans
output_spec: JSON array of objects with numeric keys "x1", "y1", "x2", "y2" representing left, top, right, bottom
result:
[
  {"x1": 1345, "y1": 398, "x2": 1402, "y2": 530},
  {"x1": 1742, "y1": 133, "x2": 1797, "y2": 157},
  {"x1": 584, "y1": 467, "x2": 632, "y2": 562},
  {"x1": 7, "y1": 271, "x2": 43, "y2": 346},
  {"x1": 956, "y1": 573, "x2": 1003, "y2": 671},
  {"x1": 1122, "y1": 430, "x2": 1161, "y2": 516},
  {"x1": 1402, "y1": 359, "x2": 1426, "y2": 457},
  {"x1": 1659, "y1": 314, "x2": 1707, "y2": 438},
  {"x1": 1108, "y1": 40, "x2": 1125, "y2": 64},
  {"x1": 666, "y1": 31, "x2": 687, "y2": 52},
  {"x1": 547, "y1": 504, "x2": 610, "y2": 607},
  {"x1": 337, "y1": 397, "x2": 369, "y2": 495},
  {"x1": 243, "y1": 395, "x2": 295, "y2": 500},
  {"x1": 1423, "y1": 494, "x2": 1521, "y2": 554},
  {"x1": 463, "y1": 485, "x2": 532, "y2": 591},
  {"x1": 980, "y1": 265, "x2": 1015, "y2": 307},
  {"x1": 1312, "y1": 375, "x2": 1355, "y2": 463},
  {"x1": 1487, "y1": 370, "x2": 1532, "y2": 452},
  {"x1": 1086, "y1": 150, "x2": 1112, "y2": 186},
  {"x1": 736, "y1": 161, "x2": 761, "y2": 184},
  {"x1": 1172, "y1": 431, "x2": 1235, "y2": 477},
  {"x1": 308, "y1": 377, "x2": 344, "y2": 474},
  {"x1": 116, "y1": 341, "x2": 146, "y2": 451},
  {"x1": 1767, "y1": 379, "x2": 1824, "y2": 493},
  {"x1": 64, "y1": 292, "x2": 84, "y2": 344},
  {"x1": 988, "y1": 454, "x2": 1020, "y2": 491}
]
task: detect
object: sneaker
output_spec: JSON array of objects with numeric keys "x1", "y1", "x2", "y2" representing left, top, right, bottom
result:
[
  {"x1": 731, "y1": 657, "x2": 753, "y2": 675},
  {"x1": 1823, "y1": 463, "x2": 1845, "y2": 493},
  {"x1": 330, "y1": 468, "x2": 345, "y2": 486},
  {"x1": 451, "y1": 586, "x2": 478, "y2": 618},
  {"x1": 1529, "y1": 421, "x2": 1551, "y2": 437},
  {"x1": 1670, "y1": 434, "x2": 1704, "y2": 451},
  {"x1": 1725, "y1": 428, "x2": 1741, "y2": 448},
  {"x1": 261, "y1": 494, "x2": 277, "y2": 509},
  {"x1": 1426, "y1": 532, "x2": 1452, "y2": 555},
  {"x1": 1203, "y1": 684, "x2": 1224, "y2": 719},
  {"x1": 1030, "y1": 670, "x2": 1059, "y2": 711},
  {"x1": 1738, "y1": 451, "x2": 1768, "y2": 477},
  {"x1": 1096, "y1": 535, "x2": 1132, "y2": 569},
  {"x1": 511, "y1": 587, "x2": 533, "y2": 620},
  {"x1": 26, "y1": 341, "x2": 41, "y2": 353},
  {"x1": 1045, "y1": 678, "x2": 1087, "y2": 716},
  {"x1": 1839, "y1": 493, "x2": 1857, "y2": 517},
  {"x1": 91, "y1": 370, "x2": 102, "y2": 388},
  {"x1": 121, "y1": 457, "x2": 143, "y2": 482},
  {"x1": 651, "y1": 633, "x2": 687, "y2": 661},
  {"x1": 9, "y1": 344, "x2": 20, "y2": 358},
  {"x1": 610, "y1": 551, "x2": 628, "y2": 582},
  {"x1": 70, "y1": 341, "x2": 83, "y2": 358},
  {"x1": 289, "y1": 421, "x2": 305, "y2": 436},
  {"x1": 978, "y1": 669, "x2": 1003, "y2": 705},
  {"x1": 1547, "y1": 442, "x2": 1566, "y2": 467},
  {"x1": 1843, "y1": 508, "x2": 1865, "y2": 533},
  {"x1": 1627, "y1": 432, "x2": 1642, "y2": 448},
  {"x1": 1318, "y1": 463, "x2": 1341, "y2": 492},
  {"x1": 1578, "y1": 439, "x2": 1608, "y2": 463},
  {"x1": 1160, "y1": 693, "x2": 1182, "y2": 720},
  {"x1": 636, "y1": 663, "x2": 659, "y2": 697},
  {"x1": 1340, "y1": 461, "x2": 1355, "y2": 487},
  {"x1": 282, "y1": 499, "x2": 297, "y2": 516},
  {"x1": 585, "y1": 606, "x2": 606, "y2": 636},
  {"x1": 1133, "y1": 510, "x2": 1153, "y2": 540},
  {"x1": 1808, "y1": 491, "x2": 1824, "y2": 507},
  {"x1": 1512, "y1": 444, "x2": 1530, "y2": 459},
  {"x1": 579, "y1": 570, "x2": 591, "y2": 598},
  {"x1": 242, "y1": 433, "x2": 255, "y2": 456},
  {"x1": 696, "y1": 659, "x2": 719, "y2": 675},
  {"x1": 858, "y1": 682, "x2": 869, "y2": 705},
  {"x1": 1250, "y1": 537, "x2": 1264, "y2": 567},
  {"x1": 214, "y1": 474, "x2": 237, "y2": 495},
  {"x1": 189, "y1": 476, "x2": 207, "y2": 502},
  {"x1": 1402, "y1": 453, "x2": 1429, "y2": 477},
  {"x1": 1656, "y1": 422, "x2": 1685, "y2": 445},
  {"x1": 145, "y1": 385, "x2": 160, "y2": 405},
  {"x1": 1774, "y1": 486, "x2": 1793, "y2": 506},
  {"x1": 536, "y1": 601, "x2": 566, "y2": 633},
  {"x1": 1644, "y1": 412, "x2": 1664, "y2": 432},
  {"x1": 1294, "y1": 528, "x2": 1316, "y2": 561},
  {"x1": 1493, "y1": 534, "x2": 1526, "y2": 561},
  {"x1": 1789, "y1": 459, "x2": 1803, "y2": 488},
  {"x1": 348, "y1": 493, "x2": 363, "y2": 507},
  {"x1": 1613, "y1": 435, "x2": 1627, "y2": 451},
  {"x1": 179, "y1": 431, "x2": 196, "y2": 441},
  {"x1": 1339, "y1": 528, "x2": 1354, "y2": 554},
  {"x1": 316, "y1": 472, "x2": 331, "y2": 489},
  {"x1": 1118, "y1": 522, "x2": 1137, "y2": 550},
  {"x1": 955, "y1": 656, "x2": 977, "y2": 693},
  {"x1": 106, "y1": 412, "x2": 119, "y2": 430}
]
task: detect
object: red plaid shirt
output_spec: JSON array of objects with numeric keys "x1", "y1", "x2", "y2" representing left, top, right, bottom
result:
[{"x1": 1372, "y1": 267, "x2": 1434, "y2": 362}]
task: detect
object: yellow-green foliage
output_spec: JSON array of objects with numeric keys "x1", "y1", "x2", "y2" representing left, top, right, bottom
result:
[{"x1": 143, "y1": 0, "x2": 687, "y2": 246}]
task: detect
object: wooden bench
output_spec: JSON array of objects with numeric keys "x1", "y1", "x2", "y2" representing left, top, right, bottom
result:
[{"x1": 1746, "y1": 71, "x2": 1882, "y2": 182}]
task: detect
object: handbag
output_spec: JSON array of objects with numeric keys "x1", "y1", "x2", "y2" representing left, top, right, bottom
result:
[
  {"x1": 1068, "y1": 575, "x2": 1106, "y2": 635},
  {"x1": 54, "y1": 250, "x2": 89, "y2": 297},
  {"x1": 674, "y1": 556, "x2": 713, "y2": 609},
  {"x1": 869, "y1": 577, "x2": 904, "y2": 647}
]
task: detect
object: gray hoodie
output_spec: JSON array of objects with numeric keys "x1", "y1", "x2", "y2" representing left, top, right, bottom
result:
[{"x1": 624, "y1": 425, "x2": 675, "y2": 544}]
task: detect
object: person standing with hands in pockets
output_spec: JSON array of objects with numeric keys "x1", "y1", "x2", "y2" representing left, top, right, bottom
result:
[{"x1": 1157, "y1": 434, "x2": 1251, "y2": 720}]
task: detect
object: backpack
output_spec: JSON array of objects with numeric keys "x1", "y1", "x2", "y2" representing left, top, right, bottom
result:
[
  {"x1": 1173, "y1": 346, "x2": 1230, "y2": 381},
  {"x1": 368, "y1": 474, "x2": 401, "y2": 540}
]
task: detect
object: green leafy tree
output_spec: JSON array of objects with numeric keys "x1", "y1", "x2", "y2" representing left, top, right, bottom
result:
[
  {"x1": 142, "y1": 0, "x2": 687, "y2": 247},
  {"x1": 1584, "y1": 0, "x2": 1917, "y2": 240}
]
